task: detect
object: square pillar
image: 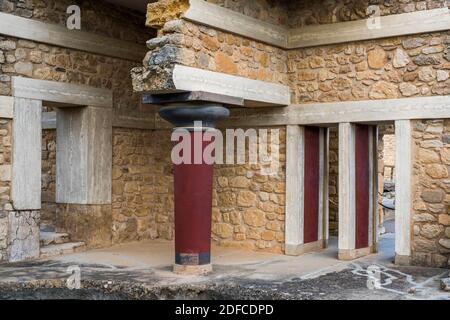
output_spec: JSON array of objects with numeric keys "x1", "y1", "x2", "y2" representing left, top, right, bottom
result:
[
  {"x1": 1, "y1": 97, "x2": 42, "y2": 262},
  {"x1": 338, "y1": 123, "x2": 377, "y2": 260},
  {"x1": 285, "y1": 125, "x2": 328, "y2": 255},
  {"x1": 394, "y1": 120, "x2": 412, "y2": 265},
  {"x1": 56, "y1": 106, "x2": 112, "y2": 205}
]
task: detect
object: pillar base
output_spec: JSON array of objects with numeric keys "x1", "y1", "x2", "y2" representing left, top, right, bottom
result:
[
  {"x1": 173, "y1": 264, "x2": 213, "y2": 276},
  {"x1": 285, "y1": 240, "x2": 327, "y2": 256},
  {"x1": 338, "y1": 246, "x2": 374, "y2": 260},
  {"x1": 395, "y1": 254, "x2": 411, "y2": 266}
]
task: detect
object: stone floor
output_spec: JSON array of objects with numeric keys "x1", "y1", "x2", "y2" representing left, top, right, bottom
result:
[{"x1": 0, "y1": 231, "x2": 449, "y2": 300}]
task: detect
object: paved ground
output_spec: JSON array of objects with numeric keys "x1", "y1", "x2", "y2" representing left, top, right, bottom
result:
[{"x1": 0, "y1": 229, "x2": 449, "y2": 300}]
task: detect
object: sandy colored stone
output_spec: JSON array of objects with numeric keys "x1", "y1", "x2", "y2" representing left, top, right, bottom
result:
[
  {"x1": 425, "y1": 164, "x2": 448, "y2": 179},
  {"x1": 420, "y1": 224, "x2": 443, "y2": 239},
  {"x1": 369, "y1": 81, "x2": 398, "y2": 99},
  {"x1": 237, "y1": 191, "x2": 257, "y2": 207},
  {"x1": 243, "y1": 208, "x2": 266, "y2": 227},
  {"x1": 215, "y1": 52, "x2": 238, "y2": 74},
  {"x1": 414, "y1": 213, "x2": 436, "y2": 222},
  {"x1": 399, "y1": 83, "x2": 419, "y2": 97},
  {"x1": 213, "y1": 223, "x2": 233, "y2": 239},
  {"x1": 368, "y1": 48, "x2": 387, "y2": 69},
  {"x1": 441, "y1": 148, "x2": 450, "y2": 165},
  {"x1": 438, "y1": 214, "x2": 450, "y2": 226},
  {"x1": 146, "y1": 0, "x2": 189, "y2": 28}
]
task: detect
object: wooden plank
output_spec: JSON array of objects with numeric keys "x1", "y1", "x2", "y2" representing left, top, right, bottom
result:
[
  {"x1": 221, "y1": 95, "x2": 450, "y2": 127},
  {"x1": 171, "y1": 65, "x2": 291, "y2": 107},
  {"x1": 0, "y1": 12, "x2": 146, "y2": 61},
  {"x1": 395, "y1": 120, "x2": 412, "y2": 264},
  {"x1": 12, "y1": 97, "x2": 42, "y2": 210},
  {"x1": 0, "y1": 96, "x2": 14, "y2": 119},
  {"x1": 43, "y1": 110, "x2": 160, "y2": 131},
  {"x1": 12, "y1": 77, "x2": 113, "y2": 108},
  {"x1": 183, "y1": 0, "x2": 287, "y2": 48},
  {"x1": 56, "y1": 107, "x2": 112, "y2": 205},
  {"x1": 289, "y1": 8, "x2": 450, "y2": 48},
  {"x1": 285, "y1": 125, "x2": 304, "y2": 255}
]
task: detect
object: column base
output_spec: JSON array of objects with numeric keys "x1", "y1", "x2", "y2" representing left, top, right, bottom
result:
[
  {"x1": 395, "y1": 254, "x2": 411, "y2": 266},
  {"x1": 338, "y1": 245, "x2": 376, "y2": 261},
  {"x1": 173, "y1": 264, "x2": 213, "y2": 276},
  {"x1": 285, "y1": 240, "x2": 327, "y2": 256}
]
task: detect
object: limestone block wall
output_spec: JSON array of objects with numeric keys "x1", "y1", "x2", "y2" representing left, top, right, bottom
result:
[
  {"x1": 411, "y1": 119, "x2": 450, "y2": 268},
  {"x1": 0, "y1": 118, "x2": 12, "y2": 261},
  {"x1": 41, "y1": 128, "x2": 56, "y2": 224},
  {"x1": 132, "y1": 0, "x2": 288, "y2": 92},
  {"x1": 111, "y1": 126, "x2": 287, "y2": 253},
  {"x1": 328, "y1": 127, "x2": 339, "y2": 236},
  {"x1": 383, "y1": 133, "x2": 396, "y2": 181},
  {"x1": 286, "y1": 0, "x2": 448, "y2": 27},
  {"x1": 112, "y1": 128, "x2": 173, "y2": 244},
  {"x1": 288, "y1": 32, "x2": 450, "y2": 104},
  {"x1": 211, "y1": 127, "x2": 286, "y2": 253},
  {"x1": 0, "y1": 0, "x2": 152, "y2": 254}
]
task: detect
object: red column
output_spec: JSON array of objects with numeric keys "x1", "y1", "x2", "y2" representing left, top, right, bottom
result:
[
  {"x1": 173, "y1": 131, "x2": 214, "y2": 274},
  {"x1": 158, "y1": 103, "x2": 229, "y2": 275}
]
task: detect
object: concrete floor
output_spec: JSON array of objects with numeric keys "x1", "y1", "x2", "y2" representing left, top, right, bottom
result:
[{"x1": 1, "y1": 230, "x2": 449, "y2": 300}]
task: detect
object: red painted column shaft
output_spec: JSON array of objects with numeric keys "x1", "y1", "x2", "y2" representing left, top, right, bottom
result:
[
  {"x1": 355, "y1": 124, "x2": 370, "y2": 249},
  {"x1": 174, "y1": 131, "x2": 213, "y2": 267},
  {"x1": 303, "y1": 126, "x2": 320, "y2": 244}
]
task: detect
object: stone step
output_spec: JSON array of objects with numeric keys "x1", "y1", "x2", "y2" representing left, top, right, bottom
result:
[
  {"x1": 40, "y1": 242, "x2": 86, "y2": 259},
  {"x1": 40, "y1": 231, "x2": 70, "y2": 246}
]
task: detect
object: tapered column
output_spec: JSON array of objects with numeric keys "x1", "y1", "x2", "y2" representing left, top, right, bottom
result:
[
  {"x1": 159, "y1": 103, "x2": 229, "y2": 275},
  {"x1": 338, "y1": 123, "x2": 377, "y2": 260},
  {"x1": 285, "y1": 125, "x2": 328, "y2": 255}
]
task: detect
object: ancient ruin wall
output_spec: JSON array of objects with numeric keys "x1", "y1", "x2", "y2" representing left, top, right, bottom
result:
[
  {"x1": 287, "y1": 0, "x2": 448, "y2": 27},
  {"x1": 132, "y1": 0, "x2": 288, "y2": 92},
  {"x1": 0, "y1": 0, "x2": 152, "y2": 253},
  {"x1": 0, "y1": 118, "x2": 12, "y2": 260},
  {"x1": 411, "y1": 120, "x2": 450, "y2": 268}
]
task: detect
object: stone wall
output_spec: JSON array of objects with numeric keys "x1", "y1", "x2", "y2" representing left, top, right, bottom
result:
[
  {"x1": 112, "y1": 128, "x2": 173, "y2": 244},
  {"x1": 288, "y1": 32, "x2": 450, "y2": 104},
  {"x1": 1, "y1": 0, "x2": 150, "y2": 43},
  {"x1": 211, "y1": 127, "x2": 286, "y2": 253},
  {"x1": 111, "y1": 126, "x2": 287, "y2": 253},
  {"x1": 286, "y1": 0, "x2": 448, "y2": 28},
  {"x1": 0, "y1": 0, "x2": 151, "y2": 257},
  {"x1": 133, "y1": 0, "x2": 288, "y2": 92},
  {"x1": 0, "y1": 118, "x2": 12, "y2": 261},
  {"x1": 328, "y1": 127, "x2": 339, "y2": 236},
  {"x1": 383, "y1": 133, "x2": 396, "y2": 181},
  {"x1": 411, "y1": 119, "x2": 450, "y2": 268},
  {"x1": 41, "y1": 128, "x2": 56, "y2": 224}
]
